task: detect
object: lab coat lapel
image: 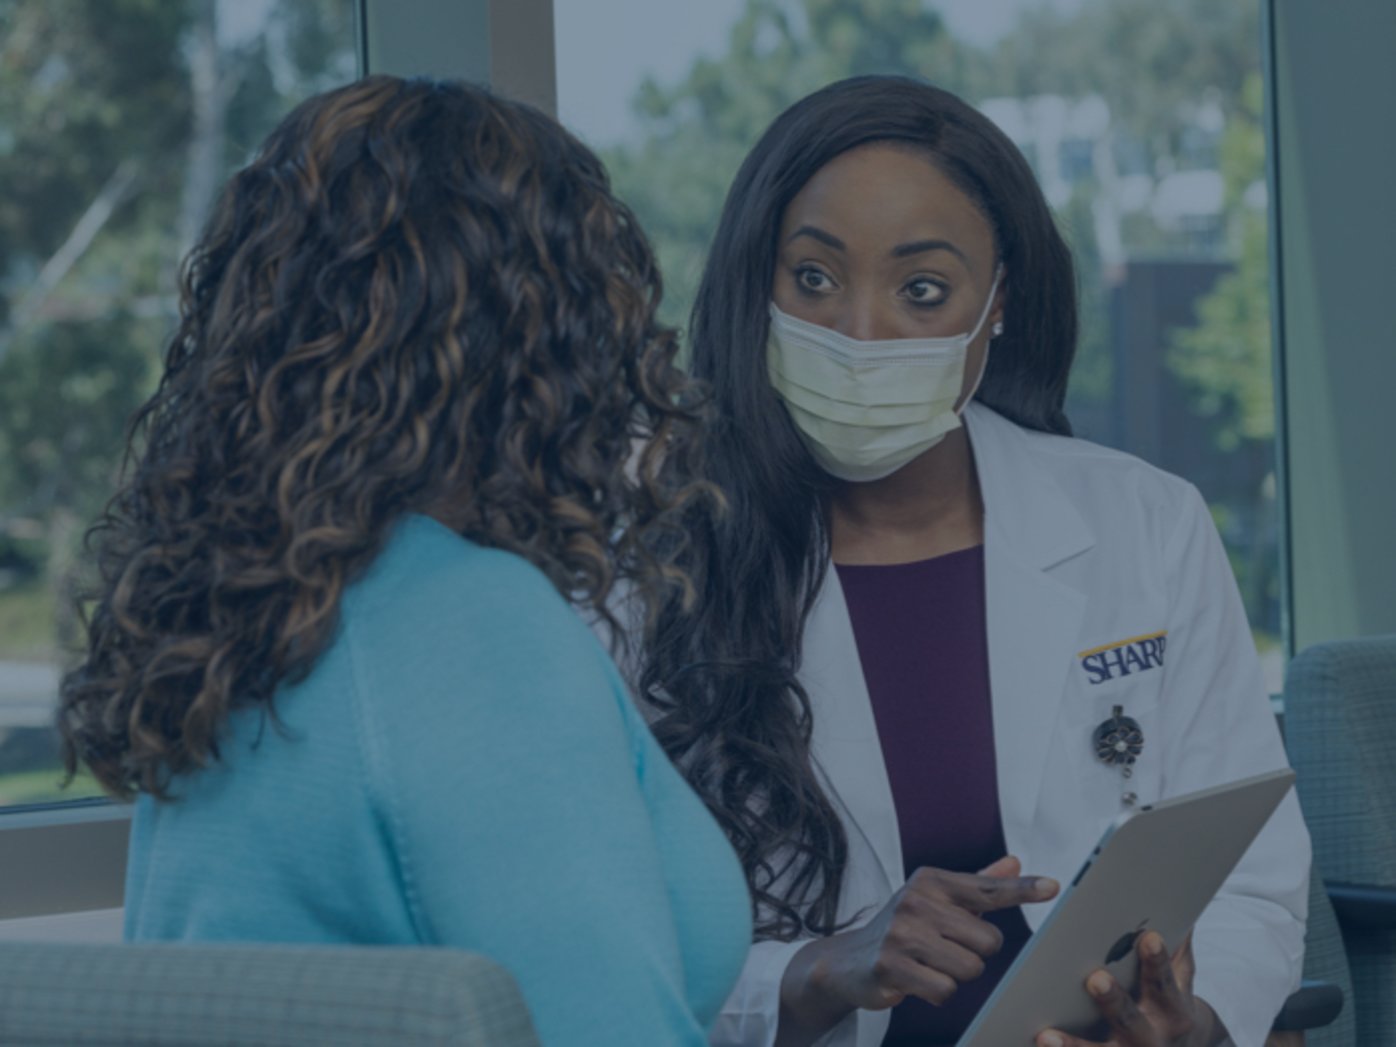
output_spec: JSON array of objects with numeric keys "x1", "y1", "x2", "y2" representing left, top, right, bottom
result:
[
  {"x1": 965, "y1": 405, "x2": 1094, "y2": 848},
  {"x1": 800, "y1": 569, "x2": 904, "y2": 896}
]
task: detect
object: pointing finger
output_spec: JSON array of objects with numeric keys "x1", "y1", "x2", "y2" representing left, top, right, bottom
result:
[
  {"x1": 955, "y1": 873, "x2": 1060, "y2": 912},
  {"x1": 978, "y1": 855, "x2": 1022, "y2": 878}
]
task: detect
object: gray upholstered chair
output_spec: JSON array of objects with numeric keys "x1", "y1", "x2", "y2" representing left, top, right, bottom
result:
[
  {"x1": 0, "y1": 941, "x2": 540, "y2": 1046},
  {"x1": 1284, "y1": 635, "x2": 1396, "y2": 1046},
  {"x1": 1271, "y1": 861, "x2": 1355, "y2": 1046}
]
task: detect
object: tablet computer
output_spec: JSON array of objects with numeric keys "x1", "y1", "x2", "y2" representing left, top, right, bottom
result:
[{"x1": 957, "y1": 767, "x2": 1296, "y2": 1046}]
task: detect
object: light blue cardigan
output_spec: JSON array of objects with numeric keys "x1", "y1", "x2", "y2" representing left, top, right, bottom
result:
[{"x1": 125, "y1": 514, "x2": 752, "y2": 1046}]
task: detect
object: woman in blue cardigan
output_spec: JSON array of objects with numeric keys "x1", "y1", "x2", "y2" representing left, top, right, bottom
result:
[{"x1": 58, "y1": 75, "x2": 750, "y2": 1046}]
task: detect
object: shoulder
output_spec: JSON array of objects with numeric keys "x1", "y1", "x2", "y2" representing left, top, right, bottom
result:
[
  {"x1": 337, "y1": 515, "x2": 643, "y2": 766},
  {"x1": 980, "y1": 405, "x2": 1190, "y2": 493},
  {"x1": 339, "y1": 514, "x2": 616, "y2": 705},
  {"x1": 969, "y1": 403, "x2": 1200, "y2": 525},
  {"x1": 349, "y1": 514, "x2": 574, "y2": 634}
]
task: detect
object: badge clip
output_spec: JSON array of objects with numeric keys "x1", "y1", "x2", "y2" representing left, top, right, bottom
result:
[{"x1": 1093, "y1": 704, "x2": 1144, "y2": 806}]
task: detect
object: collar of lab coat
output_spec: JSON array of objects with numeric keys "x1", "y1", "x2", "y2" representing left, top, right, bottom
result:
[{"x1": 799, "y1": 402, "x2": 1095, "y2": 902}]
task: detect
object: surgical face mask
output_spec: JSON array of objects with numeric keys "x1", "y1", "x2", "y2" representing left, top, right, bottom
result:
[{"x1": 767, "y1": 267, "x2": 1002, "y2": 483}]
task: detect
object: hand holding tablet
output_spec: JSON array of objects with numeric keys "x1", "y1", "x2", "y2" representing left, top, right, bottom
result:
[
  {"x1": 1036, "y1": 930, "x2": 1219, "y2": 1047},
  {"x1": 957, "y1": 769, "x2": 1296, "y2": 1046}
]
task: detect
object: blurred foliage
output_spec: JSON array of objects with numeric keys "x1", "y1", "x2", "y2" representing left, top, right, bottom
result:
[
  {"x1": 1169, "y1": 73, "x2": 1273, "y2": 450},
  {"x1": 972, "y1": 0, "x2": 1259, "y2": 163},
  {"x1": 0, "y1": 583, "x2": 54, "y2": 660},
  {"x1": 0, "y1": 0, "x2": 356, "y2": 656},
  {"x1": 0, "y1": 0, "x2": 356, "y2": 802}
]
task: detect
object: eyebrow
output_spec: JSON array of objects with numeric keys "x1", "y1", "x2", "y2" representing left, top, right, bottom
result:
[
  {"x1": 786, "y1": 225, "x2": 969, "y2": 265},
  {"x1": 787, "y1": 225, "x2": 846, "y2": 251},
  {"x1": 891, "y1": 238, "x2": 968, "y2": 263}
]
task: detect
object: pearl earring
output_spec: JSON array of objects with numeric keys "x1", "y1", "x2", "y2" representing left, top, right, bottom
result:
[{"x1": 991, "y1": 320, "x2": 1005, "y2": 338}]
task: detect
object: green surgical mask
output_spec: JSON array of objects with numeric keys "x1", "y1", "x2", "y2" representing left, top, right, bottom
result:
[{"x1": 767, "y1": 267, "x2": 1002, "y2": 482}]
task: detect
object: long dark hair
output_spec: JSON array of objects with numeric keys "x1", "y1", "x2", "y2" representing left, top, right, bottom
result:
[
  {"x1": 640, "y1": 75, "x2": 1078, "y2": 940},
  {"x1": 61, "y1": 75, "x2": 710, "y2": 800}
]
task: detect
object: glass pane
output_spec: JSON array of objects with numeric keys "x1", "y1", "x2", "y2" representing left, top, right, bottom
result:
[
  {"x1": 556, "y1": 0, "x2": 1281, "y2": 690},
  {"x1": 0, "y1": 0, "x2": 358, "y2": 807}
]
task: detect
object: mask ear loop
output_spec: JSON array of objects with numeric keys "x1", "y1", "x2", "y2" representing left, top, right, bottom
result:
[{"x1": 957, "y1": 265, "x2": 1004, "y2": 412}]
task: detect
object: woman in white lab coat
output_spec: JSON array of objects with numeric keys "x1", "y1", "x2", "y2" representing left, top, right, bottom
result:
[{"x1": 636, "y1": 76, "x2": 1309, "y2": 1047}]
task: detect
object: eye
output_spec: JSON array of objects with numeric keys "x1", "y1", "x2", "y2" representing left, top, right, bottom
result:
[
  {"x1": 795, "y1": 266, "x2": 835, "y2": 294},
  {"x1": 903, "y1": 278, "x2": 947, "y2": 306}
]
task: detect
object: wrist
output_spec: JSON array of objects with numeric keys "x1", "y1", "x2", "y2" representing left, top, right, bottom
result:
[{"x1": 776, "y1": 936, "x2": 857, "y2": 1047}]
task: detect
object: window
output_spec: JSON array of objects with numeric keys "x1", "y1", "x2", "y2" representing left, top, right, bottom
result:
[
  {"x1": 556, "y1": 0, "x2": 1281, "y2": 688},
  {"x1": 0, "y1": 0, "x2": 359, "y2": 808}
]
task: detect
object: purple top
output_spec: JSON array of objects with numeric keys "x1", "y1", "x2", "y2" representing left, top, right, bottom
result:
[{"x1": 836, "y1": 546, "x2": 1031, "y2": 1046}]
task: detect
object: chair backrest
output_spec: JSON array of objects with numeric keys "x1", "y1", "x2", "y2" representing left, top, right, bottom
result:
[
  {"x1": 0, "y1": 940, "x2": 541, "y2": 1046},
  {"x1": 1286, "y1": 634, "x2": 1396, "y2": 1046}
]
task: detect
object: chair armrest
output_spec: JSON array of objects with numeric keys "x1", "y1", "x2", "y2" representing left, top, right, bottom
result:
[
  {"x1": 1270, "y1": 980, "x2": 1345, "y2": 1032},
  {"x1": 1327, "y1": 881, "x2": 1396, "y2": 929}
]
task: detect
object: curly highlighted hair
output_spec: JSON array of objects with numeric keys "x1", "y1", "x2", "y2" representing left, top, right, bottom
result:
[{"x1": 60, "y1": 75, "x2": 713, "y2": 800}]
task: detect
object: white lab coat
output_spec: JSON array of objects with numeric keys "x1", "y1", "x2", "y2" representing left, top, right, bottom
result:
[{"x1": 711, "y1": 402, "x2": 1310, "y2": 1047}]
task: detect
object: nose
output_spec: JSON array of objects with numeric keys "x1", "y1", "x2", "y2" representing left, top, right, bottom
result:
[{"x1": 832, "y1": 292, "x2": 885, "y2": 342}]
